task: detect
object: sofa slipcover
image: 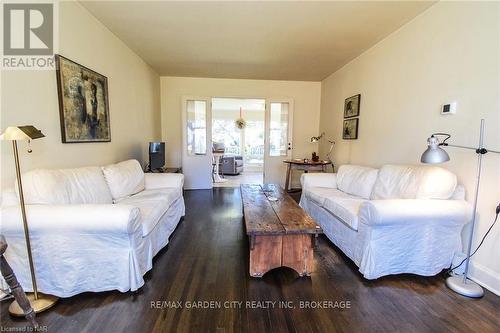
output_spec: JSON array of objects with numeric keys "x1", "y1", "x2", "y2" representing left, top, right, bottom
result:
[
  {"x1": 300, "y1": 164, "x2": 472, "y2": 279},
  {"x1": 1, "y1": 160, "x2": 185, "y2": 297}
]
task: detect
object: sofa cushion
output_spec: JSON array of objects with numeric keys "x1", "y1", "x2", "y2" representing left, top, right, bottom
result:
[
  {"x1": 337, "y1": 165, "x2": 378, "y2": 199},
  {"x1": 371, "y1": 165, "x2": 457, "y2": 200},
  {"x1": 19, "y1": 167, "x2": 113, "y2": 205},
  {"x1": 102, "y1": 160, "x2": 145, "y2": 201},
  {"x1": 323, "y1": 196, "x2": 367, "y2": 231},
  {"x1": 117, "y1": 188, "x2": 180, "y2": 236},
  {"x1": 304, "y1": 187, "x2": 356, "y2": 206}
]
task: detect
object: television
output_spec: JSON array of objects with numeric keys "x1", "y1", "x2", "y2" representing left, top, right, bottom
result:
[{"x1": 149, "y1": 142, "x2": 165, "y2": 171}]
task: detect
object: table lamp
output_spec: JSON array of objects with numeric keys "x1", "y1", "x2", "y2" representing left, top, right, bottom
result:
[
  {"x1": 0, "y1": 126, "x2": 58, "y2": 314},
  {"x1": 310, "y1": 132, "x2": 335, "y2": 161},
  {"x1": 420, "y1": 119, "x2": 500, "y2": 298}
]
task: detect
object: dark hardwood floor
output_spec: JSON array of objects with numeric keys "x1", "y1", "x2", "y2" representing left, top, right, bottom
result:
[{"x1": 1, "y1": 188, "x2": 499, "y2": 332}]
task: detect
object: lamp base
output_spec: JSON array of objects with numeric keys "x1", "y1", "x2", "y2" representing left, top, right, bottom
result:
[
  {"x1": 9, "y1": 293, "x2": 58, "y2": 316},
  {"x1": 446, "y1": 275, "x2": 484, "y2": 298}
]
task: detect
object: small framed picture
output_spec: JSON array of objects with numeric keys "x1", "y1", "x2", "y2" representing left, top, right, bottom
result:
[
  {"x1": 343, "y1": 118, "x2": 359, "y2": 140},
  {"x1": 344, "y1": 94, "x2": 360, "y2": 118}
]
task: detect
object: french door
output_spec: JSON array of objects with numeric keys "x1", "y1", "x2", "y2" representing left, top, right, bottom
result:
[
  {"x1": 182, "y1": 97, "x2": 293, "y2": 189},
  {"x1": 181, "y1": 97, "x2": 212, "y2": 189},
  {"x1": 264, "y1": 99, "x2": 294, "y2": 186}
]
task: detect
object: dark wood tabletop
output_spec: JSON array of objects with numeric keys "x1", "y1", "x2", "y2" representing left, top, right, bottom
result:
[
  {"x1": 283, "y1": 159, "x2": 332, "y2": 165},
  {"x1": 241, "y1": 184, "x2": 322, "y2": 236}
]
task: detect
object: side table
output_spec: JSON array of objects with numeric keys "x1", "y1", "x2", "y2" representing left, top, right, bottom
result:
[{"x1": 283, "y1": 159, "x2": 334, "y2": 192}]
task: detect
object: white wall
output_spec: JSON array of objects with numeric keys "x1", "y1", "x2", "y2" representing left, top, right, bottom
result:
[
  {"x1": 161, "y1": 77, "x2": 321, "y2": 185},
  {"x1": 1, "y1": 2, "x2": 161, "y2": 189},
  {"x1": 319, "y1": 2, "x2": 500, "y2": 294}
]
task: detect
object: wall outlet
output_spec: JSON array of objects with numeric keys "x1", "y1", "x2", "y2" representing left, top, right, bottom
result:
[{"x1": 441, "y1": 102, "x2": 457, "y2": 115}]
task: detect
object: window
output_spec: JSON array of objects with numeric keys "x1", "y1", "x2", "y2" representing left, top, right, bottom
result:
[
  {"x1": 186, "y1": 100, "x2": 207, "y2": 155},
  {"x1": 269, "y1": 102, "x2": 289, "y2": 156}
]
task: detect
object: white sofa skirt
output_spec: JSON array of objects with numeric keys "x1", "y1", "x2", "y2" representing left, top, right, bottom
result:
[
  {"x1": 300, "y1": 196, "x2": 361, "y2": 264},
  {"x1": 300, "y1": 196, "x2": 463, "y2": 279},
  {"x1": 2, "y1": 198, "x2": 185, "y2": 297}
]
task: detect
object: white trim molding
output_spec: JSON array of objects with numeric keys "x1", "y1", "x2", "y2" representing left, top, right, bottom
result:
[{"x1": 469, "y1": 261, "x2": 500, "y2": 296}]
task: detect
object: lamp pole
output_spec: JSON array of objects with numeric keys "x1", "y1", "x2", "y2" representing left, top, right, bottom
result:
[
  {"x1": 12, "y1": 140, "x2": 39, "y2": 300},
  {"x1": 445, "y1": 119, "x2": 500, "y2": 297},
  {"x1": 6, "y1": 132, "x2": 58, "y2": 316},
  {"x1": 325, "y1": 140, "x2": 335, "y2": 162},
  {"x1": 422, "y1": 119, "x2": 500, "y2": 297},
  {"x1": 462, "y1": 120, "x2": 484, "y2": 285}
]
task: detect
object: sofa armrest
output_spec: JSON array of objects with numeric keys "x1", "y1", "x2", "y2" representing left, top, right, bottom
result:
[
  {"x1": 0, "y1": 204, "x2": 141, "y2": 235},
  {"x1": 359, "y1": 199, "x2": 473, "y2": 227},
  {"x1": 300, "y1": 173, "x2": 337, "y2": 190},
  {"x1": 144, "y1": 173, "x2": 184, "y2": 190}
]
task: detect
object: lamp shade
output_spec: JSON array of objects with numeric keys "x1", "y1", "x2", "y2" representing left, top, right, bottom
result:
[
  {"x1": 310, "y1": 132, "x2": 324, "y2": 143},
  {"x1": 0, "y1": 126, "x2": 44, "y2": 141},
  {"x1": 421, "y1": 135, "x2": 450, "y2": 164}
]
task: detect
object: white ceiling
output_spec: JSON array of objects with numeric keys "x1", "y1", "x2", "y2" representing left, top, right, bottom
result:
[{"x1": 80, "y1": 1, "x2": 435, "y2": 81}]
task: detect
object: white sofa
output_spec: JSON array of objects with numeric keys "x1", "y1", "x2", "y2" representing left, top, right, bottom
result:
[
  {"x1": 0, "y1": 159, "x2": 185, "y2": 297},
  {"x1": 300, "y1": 164, "x2": 472, "y2": 279}
]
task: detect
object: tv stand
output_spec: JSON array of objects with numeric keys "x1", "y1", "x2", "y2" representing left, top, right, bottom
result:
[{"x1": 145, "y1": 166, "x2": 182, "y2": 174}]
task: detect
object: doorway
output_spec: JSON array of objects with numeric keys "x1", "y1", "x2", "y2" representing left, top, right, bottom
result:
[
  {"x1": 181, "y1": 96, "x2": 293, "y2": 189},
  {"x1": 212, "y1": 98, "x2": 265, "y2": 187}
]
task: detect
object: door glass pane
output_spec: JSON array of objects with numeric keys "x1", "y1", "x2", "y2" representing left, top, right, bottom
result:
[
  {"x1": 244, "y1": 118, "x2": 265, "y2": 166},
  {"x1": 269, "y1": 102, "x2": 289, "y2": 156},
  {"x1": 187, "y1": 100, "x2": 207, "y2": 155}
]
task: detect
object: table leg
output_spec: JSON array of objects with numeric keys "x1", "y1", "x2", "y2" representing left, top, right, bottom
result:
[
  {"x1": 249, "y1": 236, "x2": 282, "y2": 277},
  {"x1": 285, "y1": 164, "x2": 292, "y2": 192},
  {"x1": 282, "y1": 234, "x2": 314, "y2": 277},
  {"x1": 213, "y1": 155, "x2": 227, "y2": 183}
]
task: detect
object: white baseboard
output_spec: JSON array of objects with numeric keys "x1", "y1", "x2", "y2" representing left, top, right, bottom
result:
[{"x1": 469, "y1": 261, "x2": 500, "y2": 296}]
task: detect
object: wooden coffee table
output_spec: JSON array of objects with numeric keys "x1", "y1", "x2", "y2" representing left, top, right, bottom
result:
[{"x1": 240, "y1": 184, "x2": 322, "y2": 277}]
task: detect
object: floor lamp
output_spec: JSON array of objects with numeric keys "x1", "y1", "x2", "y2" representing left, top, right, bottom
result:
[
  {"x1": 310, "y1": 132, "x2": 335, "y2": 161},
  {"x1": 0, "y1": 126, "x2": 58, "y2": 314},
  {"x1": 420, "y1": 119, "x2": 500, "y2": 298}
]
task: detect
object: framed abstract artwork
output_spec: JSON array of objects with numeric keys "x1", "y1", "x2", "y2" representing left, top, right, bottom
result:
[
  {"x1": 344, "y1": 94, "x2": 360, "y2": 118},
  {"x1": 343, "y1": 118, "x2": 359, "y2": 140},
  {"x1": 55, "y1": 54, "x2": 111, "y2": 143}
]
